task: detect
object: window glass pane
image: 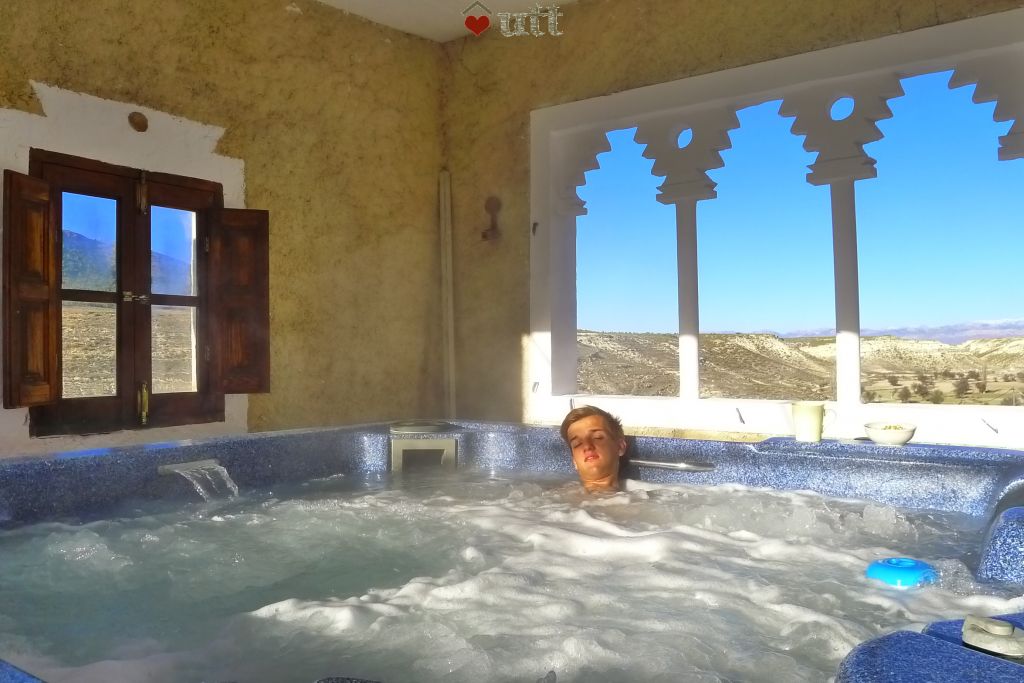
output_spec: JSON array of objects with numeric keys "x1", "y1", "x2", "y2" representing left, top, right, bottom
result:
[
  {"x1": 62, "y1": 192, "x2": 116, "y2": 292},
  {"x1": 62, "y1": 301, "x2": 116, "y2": 398},
  {"x1": 151, "y1": 206, "x2": 197, "y2": 296},
  {"x1": 698, "y1": 100, "x2": 835, "y2": 400},
  {"x1": 858, "y1": 71, "x2": 1024, "y2": 406},
  {"x1": 152, "y1": 305, "x2": 198, "y2": 394},
  {"x1": 576, "y1": 128, "x2": 680, "y2": 396}
]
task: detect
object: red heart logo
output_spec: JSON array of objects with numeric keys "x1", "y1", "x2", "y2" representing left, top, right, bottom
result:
[{"x1": 465, "y1": 15, "x2": 490, "y2": 36}]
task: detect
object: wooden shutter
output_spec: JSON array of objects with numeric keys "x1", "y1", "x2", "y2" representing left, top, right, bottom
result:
[
  {"x1": 209, "y1": 208, "x2": 269, "y2": 393},
  {"x1": 3, "y1": 170, "x2": 60, "y2": 407}
]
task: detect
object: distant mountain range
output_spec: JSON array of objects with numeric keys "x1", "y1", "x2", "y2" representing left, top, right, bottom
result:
[
  {"x1": 778, "y1": 320, "x2": 1024, "y2": 344},
  {"x1": 62, "y1": 230, "x2": 192, "y2": 294},
  {"x1": 862, "y1": 321, "x2": 1024, "y2": 344}
]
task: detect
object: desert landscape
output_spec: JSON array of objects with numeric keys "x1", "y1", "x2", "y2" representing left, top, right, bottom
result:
[
  {"x1": 60, "y1": 229, "x2": 197, "y2": 398},
  {"x1": 578, "y1": 330, "x2": 1024, "y2": 405},
  {"x1": 62, "y1": 304, "x2": 197, "y2": 398}
]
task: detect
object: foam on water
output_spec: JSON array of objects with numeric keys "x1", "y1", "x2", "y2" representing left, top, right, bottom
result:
[{"x1": 0, "y1": 473, "x2": 1021, "y2": 682}]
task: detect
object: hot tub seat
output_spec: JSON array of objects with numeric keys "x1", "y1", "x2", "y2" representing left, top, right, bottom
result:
[{"x1": 836, "y1": 629, "x2": 1024, "y2": 682}]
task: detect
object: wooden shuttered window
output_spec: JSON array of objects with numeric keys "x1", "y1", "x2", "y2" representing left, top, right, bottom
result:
[
  {"x1": 209, "y1": 208, "x2": 270, "y2": 393},
  {"x1": 2, "y1": 171, "x2": 59, "y2": 408},
  {"x1": 2, "y1": 156, "x2": 270, "y2": 434}
]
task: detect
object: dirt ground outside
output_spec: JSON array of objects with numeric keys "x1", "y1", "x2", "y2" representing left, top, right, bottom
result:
[
  {"x1": 62, "y1": 304, "x2": 196, "y2": 399},
  {"x1": 578, "y1": 330, "x2": 1024, "y2": 405}
]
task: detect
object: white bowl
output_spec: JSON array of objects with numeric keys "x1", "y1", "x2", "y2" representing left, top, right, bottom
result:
[{"x1": 865, "y1": 422, "x2": 916, "y2": 446}]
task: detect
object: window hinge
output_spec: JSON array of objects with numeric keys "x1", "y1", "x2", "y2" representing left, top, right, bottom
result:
[
  {"x1": 205, "y1": 345, "x2": 211, "y2": 362},
  {"x1": 136, "y1": 171, "x2": 149, "y2": 215},
  {"x1": 204, "y1": 236, "x2": 210, "y2": 253}
]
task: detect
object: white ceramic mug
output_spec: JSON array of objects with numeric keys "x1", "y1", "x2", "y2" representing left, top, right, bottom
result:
[{"x1": 792, "y1": 401, "x2": 835, "y2": 442}]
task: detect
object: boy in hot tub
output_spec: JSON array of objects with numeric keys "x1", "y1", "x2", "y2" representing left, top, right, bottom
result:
[{"x1": 560, "y1": 405, "x2": 628, "y2": 493}]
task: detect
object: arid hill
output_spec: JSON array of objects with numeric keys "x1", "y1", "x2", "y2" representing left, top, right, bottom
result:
[{"x1": 577, "y1": 331, "x2": 1024, "y2": 405}]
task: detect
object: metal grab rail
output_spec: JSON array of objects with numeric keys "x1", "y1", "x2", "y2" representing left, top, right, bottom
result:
[{"x1": 630, "y1": 458, "x2": 715, "y2": 472}]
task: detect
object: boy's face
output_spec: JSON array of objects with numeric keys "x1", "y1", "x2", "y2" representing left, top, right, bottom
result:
[{"x1": 566, "y1": 414, "x2": 626, "y2": 487}]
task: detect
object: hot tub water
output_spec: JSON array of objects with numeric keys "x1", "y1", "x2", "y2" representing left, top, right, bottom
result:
[{"x1": 1, "y1": 472, "x2": 1021, "y2": 682}]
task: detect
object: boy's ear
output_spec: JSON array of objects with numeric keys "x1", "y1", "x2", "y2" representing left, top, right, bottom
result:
[{"x1": 617, "y1": 438, "x2": 627, "y2": 457}]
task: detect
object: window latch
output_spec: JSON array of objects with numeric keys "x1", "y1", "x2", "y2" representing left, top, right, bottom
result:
[
  {"x1": 121, "y1": 291, "x2": 150, "y2": 304},
  {"x1": 138, "y1": 381, "x2": 149, "y2": 425}
]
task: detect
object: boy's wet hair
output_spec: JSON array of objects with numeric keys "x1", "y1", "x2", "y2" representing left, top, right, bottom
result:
[{"x1": 560, "y1": 405, "x2": 625, "y2": 443}]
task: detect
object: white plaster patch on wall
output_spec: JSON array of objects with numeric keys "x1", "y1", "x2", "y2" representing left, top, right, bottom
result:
[
  {"x1": 0, "y1": 82, "x2": 249, "y2": 457},
  {"x1": 23, "y1": 82, "x2": 246, "y2": 207}
]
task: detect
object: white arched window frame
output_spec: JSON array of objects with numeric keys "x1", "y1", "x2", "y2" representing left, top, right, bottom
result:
[{"x1": 527, "y1": 9, "x2": 1024, "y2": 448}]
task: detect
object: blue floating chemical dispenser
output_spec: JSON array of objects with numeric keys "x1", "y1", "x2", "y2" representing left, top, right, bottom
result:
[{"x1": 865, "y1": 558, "x2": 937, "y2": 589}]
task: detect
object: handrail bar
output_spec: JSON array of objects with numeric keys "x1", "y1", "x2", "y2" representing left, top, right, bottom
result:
[{"x1": 631, "y1": 458, "x2": 715, "y2": 472}]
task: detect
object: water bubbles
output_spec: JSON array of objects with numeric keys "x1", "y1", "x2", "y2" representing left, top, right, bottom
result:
[{"x1": 0, "y1": 476, "x2": 1016, "y2": 682}]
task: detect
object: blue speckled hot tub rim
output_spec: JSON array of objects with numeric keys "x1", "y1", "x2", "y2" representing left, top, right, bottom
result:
[{"x1": 2, "y1": 420, "x2": 1024, "y2": 683}]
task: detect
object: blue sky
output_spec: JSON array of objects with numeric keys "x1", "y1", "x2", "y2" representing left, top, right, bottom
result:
[
  {"x1": 62, "y1": 195, "x2": 195, "y2": 265},
  {"x1": 576, "y1": 70, "x2": 1024, "y2": 335}
]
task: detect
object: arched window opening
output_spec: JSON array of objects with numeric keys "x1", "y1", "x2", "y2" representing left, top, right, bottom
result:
[
  {"x1": 698, "y1": 100, "x2": 835, "y2": 400},
  {"x1": 575, "y1": 128, "x2": 679, "y2": 396},
  {"x1": 858, "y1": 70, "x2": 1024, "y2": 406}
]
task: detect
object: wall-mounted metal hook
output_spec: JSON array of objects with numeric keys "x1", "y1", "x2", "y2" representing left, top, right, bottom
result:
[{"x1": 482, "y1": 196, "x2": 501, "y2": 240}]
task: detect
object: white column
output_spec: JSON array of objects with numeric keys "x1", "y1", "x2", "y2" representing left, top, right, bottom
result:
[
  {"x1": 830, "y1": 179, "x2": 861, "y2": 407},
  {"x1": 635, "y1": 111, "x2": 739, "y2": 404},
  {"x1": 676, "y1": 199, "x2": 700, "y2": 401},
  {"x1": 782, "y1": 74, "x2": 904, "y2": 420},
  {"x1": 549, "y1": 208, "x2": 578, "y2": 395},
  {"x1": 545, "y1": 130, "x2": 611, "y2": 397}
]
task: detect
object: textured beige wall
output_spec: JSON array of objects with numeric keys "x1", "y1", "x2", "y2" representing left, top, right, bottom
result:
[
  {"x1": 441, "y1": 0, "x2": 1024, "y2": 422},
  {"x1": 0, "y1": 0, "x2": 445, "y2": 432},
  {"x1": 2, "y1": 0, "x2": 1023, "y2": 437}
]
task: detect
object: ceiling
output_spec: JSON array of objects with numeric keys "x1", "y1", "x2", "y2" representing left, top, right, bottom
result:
[{"x1": 316, "y1": 0, "x2": 577, "y2": 43}]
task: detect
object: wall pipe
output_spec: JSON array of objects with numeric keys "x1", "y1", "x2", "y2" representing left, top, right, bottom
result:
[{"x1": 439, "y1": 170, "x2": 456, "y2": 418}]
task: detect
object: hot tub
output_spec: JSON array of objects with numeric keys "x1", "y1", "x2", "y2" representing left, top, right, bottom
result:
[{"x1": 1, "y1": 422, "x2": 1023, "y2": 682}]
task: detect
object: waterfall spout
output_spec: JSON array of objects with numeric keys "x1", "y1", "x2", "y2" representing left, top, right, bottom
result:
[{"x1": 158, "y1": 459, "x2": 239, "y2": 501}]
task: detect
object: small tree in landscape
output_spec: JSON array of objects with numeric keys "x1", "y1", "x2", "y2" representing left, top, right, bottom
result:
[
  {"x1": 898, "y1": 386, "x2": 912, "y2": 403},
  {"x1": 862, "y1": 389, "x2": 878, "y2": 403},
  {"x1": 913, "y1": 382, "x2": 930, "y2": 399},
  {"x1": 967, "y1": 370, "x2": 980, "y2": 380},
  {"x1": 887, "y1": 374, "x2": 900, "y2": 387},
  {"x1": 941, "y1": 369, "x2": 955, "y2": 379},
  {"x1": 929, "y1": 389, "x2": 945, "y2": 404},
  {"x1": 976, "y1": 380, "x2": 987, "y2": 394},
  {"x1": 954, "y1": 377, "x2": 970, "y2": 398},
  {"x1": 1018, "y1": 371, "x2": 1024, "y2": 383},
  {"x1": 1004, "y1": 374, "x2": 1015, "y2": 382}
]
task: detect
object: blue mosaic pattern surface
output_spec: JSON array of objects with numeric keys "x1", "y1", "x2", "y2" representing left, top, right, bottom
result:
[
  {"x1": 978, "y1": 507, "x2": 1024, "y2": 583},
  {"x1": 0, "y1": 659, "x2": 45, "y2": 683},
  {"x1": 836, "y1": 630, "x2": 1024, "y2": 681}
]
